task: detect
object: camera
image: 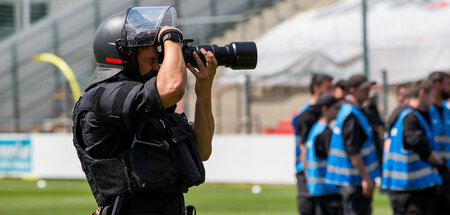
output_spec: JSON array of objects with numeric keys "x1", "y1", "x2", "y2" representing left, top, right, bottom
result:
[
  {"x1": 159, "y1": 39, "x2": 258, "y2": 70},
  {"x1": 182, "y1": 39, "x2": 257, "y2": 70}
]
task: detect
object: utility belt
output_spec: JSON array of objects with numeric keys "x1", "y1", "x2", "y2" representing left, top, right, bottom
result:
[{"x1": 75, "y1": 113, "x2": 205, "y2": 207}]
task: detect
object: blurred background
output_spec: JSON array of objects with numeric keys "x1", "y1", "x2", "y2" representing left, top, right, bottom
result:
[{"x1": 0, "y1": 0, "x2": 449, "y2": 214}]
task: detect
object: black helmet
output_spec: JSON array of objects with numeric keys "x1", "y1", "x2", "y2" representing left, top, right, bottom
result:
[
  {"x1": 87, "y1": 7, "x2": 177, "y2": 90},
  {"x1": 93, "y1": 11, "x2": 126, "y2": 69}
]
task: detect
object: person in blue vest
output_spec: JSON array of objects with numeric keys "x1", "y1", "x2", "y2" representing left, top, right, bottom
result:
[
  {"x1": 427, "y1": 71, "x2": 450, "y2": 215},
  {"x1": 382, "y1": 80, "x2": 447, "y2": 215},
  {"x1": 428, "y1": 71, "x2": 450, "y2": 165},
  {"x1": 363, "y1": 85, "x2": 385, "y2": 170},
  {"x1": 325, "y1": 74, "x2": 380, "y2": 215},
  {"x1": 305, "y1": 93, "x2": 342, "y2": 215},
  {"x1": 293, "y1": 74, "x2": 333, "y2": 215},
  {"x1": 384, "y1": 84, "x2": 412, "y2": 174}
]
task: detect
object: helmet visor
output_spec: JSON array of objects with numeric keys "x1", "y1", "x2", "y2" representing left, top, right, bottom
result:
[{"x1": 124, "y1": 6, "x2": 177, "y2": 47}]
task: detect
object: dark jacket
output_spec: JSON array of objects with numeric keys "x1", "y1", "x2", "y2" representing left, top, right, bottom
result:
[{"x1": 72, "y1": 71, "x2": 204, "y2": 211}]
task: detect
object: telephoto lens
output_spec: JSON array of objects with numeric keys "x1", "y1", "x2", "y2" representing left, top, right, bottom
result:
[{"x1": 181, "y1": 40, "x2": 257, "y2": 70}]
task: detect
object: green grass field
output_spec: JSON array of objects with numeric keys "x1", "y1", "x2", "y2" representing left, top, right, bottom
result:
[{"x1": 0, "y1": 179, "x2": 392, "y2": 215}]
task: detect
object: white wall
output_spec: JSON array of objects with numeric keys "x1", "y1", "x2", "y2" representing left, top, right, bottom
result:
[
  {"x1": 0, "y1": 133, "x2": 297, "y2": 184},
  {"x1": 204, "y1": 135, "x2": 296, "y2": 184},
  {"x1": 32, "y1": 134, "x2": 82, "y2": 179}
]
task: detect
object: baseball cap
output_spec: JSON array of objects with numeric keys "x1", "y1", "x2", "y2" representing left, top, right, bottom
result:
[
  {"x1": 315, "y1": 93, "x2": 340, "y2": 108},
  {"x1": 346, "y1": 74, "x2": 373, "y2": 89},
  {"x1": 334, "y1": 80, "x2": 348, "y2": 90}
]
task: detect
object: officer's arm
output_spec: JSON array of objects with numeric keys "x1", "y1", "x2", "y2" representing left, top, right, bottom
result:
[
  {"x1": 427, "y1": 151, "x2": 445, "y2": 166},
  {"x1": 186, "y1": 49, "x2": 217, "y2": 161},
  {"x1": 403, "y1": 114, "x2": 431, "y2": 157},
  {"x1": 343, "y1": 115, "x2": 374, "y2": 197},
  {"x1": 349, "y1": 153, "x2": 374, "y2": 197},
  {"x1": 315, "y1": 128, "x2": 332, "y2": 158},
  {"x1": 403, "y1": 111, "x2": 446, "y2": 170},
  {"x1": 298, "y1": 120, "x2": 308, "y2": 170},
  {"x1": 299, "y1": 144, "x2": 307, "y2": 171},
  {"x1": 299, "y1": 116, "x2": 317, "y2": 171},
  {"x1": 156, "y1": 26, "x2": 187, "y2": 108},
  {"x1": 348, "y1": 154, "x2": 370, "y2": 180}
]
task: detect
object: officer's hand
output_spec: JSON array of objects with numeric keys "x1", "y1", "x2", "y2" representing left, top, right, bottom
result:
[
  {"x1": 186, "y1": 48, "x2": 217, "y2": 97},
  {"x1": 361, "y1": 178, "x2": 375, "y2": 197},
  {"x1": 157, "y1": 26, "x2": 183, "y2": 45}
]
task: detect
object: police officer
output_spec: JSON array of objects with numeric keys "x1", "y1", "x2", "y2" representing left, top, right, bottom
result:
[
  {"x1": 363, "y1": 84, "x2": 384, "y2": 170},
  {"x1": 385, "y1": 84, "x2": 411, "y2": 140},
  {"x1": 325, "y1": 74, "x2": 380, "y2": 215},
  {"x1": 383, "y1": 84, "x2": 412, "y2": 187},
  {"x1": 72, "y1": 7, "x2": 217, "y2": 215},
  {"x1": 304, "y1": 93, "x2": 342, "y2": 215},
  {"x1": 427, "y1": 71, "x2": 450, "y2": 215},
  {"x1": 292, "y1": 74, "x2": 333, "y2": 215},
  {"x1": 382, "y1": 80, "x2": 445, "y2": 215},
  {"x1": 428, "y1": 72, "x2": 450, "y2": 166}
]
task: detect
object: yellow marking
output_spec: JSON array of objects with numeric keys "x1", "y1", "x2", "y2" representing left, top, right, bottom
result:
[
  {"x1": 22, "y1": 177, "x2": 41, "y2": 181},
  {"x1": 32, "y1": 53, "x2": 82, "y2": 101}
]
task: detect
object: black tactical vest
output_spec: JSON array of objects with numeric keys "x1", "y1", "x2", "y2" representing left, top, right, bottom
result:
[{"x1": 72, "y1": 82, "x2": 205, "y2": 207}]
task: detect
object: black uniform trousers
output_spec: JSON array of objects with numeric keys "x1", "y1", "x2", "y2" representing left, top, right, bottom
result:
[
  {"x1": 339, "y1": 186, "x2": 372, "y2": 215},
  {"x1": 313, "y1": 194, "x2": 343, "y2": 215},
  {"x1": 122, "y1": 192, "x2": 185, "y2": 215},
  {"x1": 434, "y1": 176, "x2": 450, "y2": 215},
  {"x1": 387, "y1": 186, "x2": 439, "y2": 215},
  {"x1": 296, "y1": 171, "x2": 315, "y2": 215}
]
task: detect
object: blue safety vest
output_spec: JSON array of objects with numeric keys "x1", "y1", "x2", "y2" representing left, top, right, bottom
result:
[
  {"x1": 292, "y1": 103, "x2": 311, "y2": 172},
  {"x1": 429, "y1": 101, "x2": 450, "y2": 167},
  {"x1": 305, "y1": 122, "x2": 339, "y2": 196},
  {"x1": 325, "y1": 104, "x2": 380, "y2": 185},
  {"x1": 381, "y1": 108, "x2": 442, "y2": 191}
]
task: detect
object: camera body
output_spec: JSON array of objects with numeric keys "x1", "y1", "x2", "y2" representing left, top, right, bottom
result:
[{"x1": 159, "y1": 39, "x2": 257, "y2": 70}]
